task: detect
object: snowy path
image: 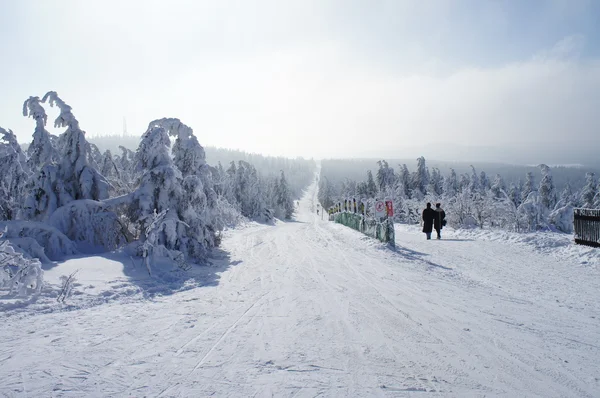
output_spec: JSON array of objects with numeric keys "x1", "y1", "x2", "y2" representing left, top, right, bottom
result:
[{"x1": 1, "y1": 178, "x2": 599, "y2": 397}]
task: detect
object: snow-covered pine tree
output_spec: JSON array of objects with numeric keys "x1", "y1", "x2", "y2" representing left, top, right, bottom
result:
[
  {"x1": 521, "y1": 172, "x2": 535, "y2": 204},
  {"x1": 23, "y1": 92, "x2": 110, "y2": 221},
  {"x1": 277, "y1": 170, "x2": 294, "y2": 219},
  {"x1": 430, "y1": 167, "x2": 444, "y2": 196},
  {"x1": 508, "y1": 180, "x2": 522, "y2": 208},
  {"x1": 101, "y1": 150, "x2": 126, "y2": 194},
  {"x1": 398, "y1": 164, "x2": 411, "y2": 199},
  {"x1": 23, "y1": 96, "x2": 57, "y2": 170},
  {"x1": 376, "y1": 160, "x2": 396, "y2": 195},
  {"x1": 490, "y1": 174, "x2": 506, "y2": 199},
  {"x1": 469, "y1": 166, "x2": 480, "y2": 193},
  {"x1": 557, "y1": 182, "x2": 575, "y2": 207},
  {"x1": 580, "y1": 172, "x2": 597, "y2": 208},
  {"x1": 42, "y1": 91, "x2": 110, "y2": 202},
  {"x1": 538, "y1": 164, "x2": 556, "y2": 210},
  {"x1": 479, "y1": 171, "x2": 490, "y2": 193},
  {"x1": 366, "y1": 170, "x2": 378, "y2": 198},
  {"x1": 318, "y1": 176, "x2": 334, "y2": 210},
  {"x1": 411, "y1": 156, "x2": 428, "y2": 198},
  {"x1": 443, "y1": 168, "x2": 458, "y2": 199},
  {"x1": 0, "y1": 128, "x2": 29, "y2": 220},
  {"x1": 117, "y1": 145, "x2": 136, "y2": 188},
  {"x1": 130, "y1": 118, "x2": 220, "y2": 262}
]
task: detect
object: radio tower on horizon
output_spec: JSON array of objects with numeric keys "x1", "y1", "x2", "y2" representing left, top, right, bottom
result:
[{"x1": 122, "y1": 117, "x2": 128, "y2": 137}]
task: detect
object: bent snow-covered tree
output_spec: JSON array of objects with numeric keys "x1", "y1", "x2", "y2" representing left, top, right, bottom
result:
[{"x1": 23, "y1": 92, "x2": 110, "y2": 221}]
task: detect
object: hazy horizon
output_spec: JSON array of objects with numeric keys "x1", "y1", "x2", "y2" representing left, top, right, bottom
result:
[{"x1": 2, "y1": 1, "x2": 599, "y2": 164}]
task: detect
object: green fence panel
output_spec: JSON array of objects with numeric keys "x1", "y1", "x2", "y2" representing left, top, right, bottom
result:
[{"x1": 332, "y1": 212, "x2": 395, "y2": 246}]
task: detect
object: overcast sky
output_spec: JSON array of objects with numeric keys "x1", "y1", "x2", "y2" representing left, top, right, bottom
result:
[{"x1": 1, "y1": 0, "x2": 599, "y2": 162}]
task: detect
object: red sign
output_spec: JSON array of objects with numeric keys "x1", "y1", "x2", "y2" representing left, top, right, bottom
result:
[{"x1": 385, "y1": 200, "x2": 394, "y2": 217}]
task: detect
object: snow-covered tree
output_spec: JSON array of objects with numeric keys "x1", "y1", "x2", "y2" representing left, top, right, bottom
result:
[
  {"x1": 557, "y1": 182, "x2": 576, "y2": 207},
  {"x1": 580, "y1": 172, "x2": 597, "y2": 208},
  {"x1": 23, "y1": 92, "x2": 110, "y2": 220},
  {"x1": 518, "y1": 191, "x2": 547, "y2": 231},
  {"x1": 469, "y1": 165, "x2": 480, "y2": 193},
  {"x1": 276, "y1": 170, "x2": 294, "y2": 219},
  {"x1": 129, "y1": 118, "x2": 221, "y2": 261},
  {"x1": 101, "y1": 150, "x2": 126, "y2": 194},
  {"x1": 538, "y1": 164, "x2": 556, "y2": 210},
  {"x1": 318, "y1": 176, "x2": 334, "y2": 210},
  {"x1": 376, "y1": 160, "x2": 396, "y2": 194},
  {"x1": 479, "y1": 171, "x2": 490, "y2": 192},
  {"x1": 521, "y1": 172, "x2": 535, "y2": 204},
  {"x1": 398, "y1": 164, "x2": 411, "y2": 199},
  {"x1": 443, "y1": 168, "x2": 458, "y2": 199},
  {"x1": 490, "y1": 174, "x2": 506, "y2": 199},
  {"x1": 23, "y1": 96, "x2": 56, "y2": 170},
  {"x1": 0, "y1": 128, "x2": 29, "y2": 220},
  {"x1": 366, "y1": 170, "x2": 377, "y2": 198},
  {"x1": 411, "y1": 156, "x2": 428, "y2": 198}
]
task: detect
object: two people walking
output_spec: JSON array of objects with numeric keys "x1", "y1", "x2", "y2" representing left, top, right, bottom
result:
[{"x1": 422, "y1": 203, "x2": 446, "y2": 240}]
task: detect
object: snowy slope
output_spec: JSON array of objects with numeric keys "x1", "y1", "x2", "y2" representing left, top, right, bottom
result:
[{"x1": 1, "y1": 176, "x2": 599, "y2": 397}]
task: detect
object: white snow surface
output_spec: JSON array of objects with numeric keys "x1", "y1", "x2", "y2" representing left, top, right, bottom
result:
[{"x1": 1, "y1": 177, "x2": 599, "y2": 397}]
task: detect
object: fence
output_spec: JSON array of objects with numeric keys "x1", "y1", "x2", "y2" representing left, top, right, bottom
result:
[
  {"x1": 332, "y1": 212, "x2": 395, "y2": 246},
  {"x1": 574, "y1": 208, "x2": 600, "y2": 248}
]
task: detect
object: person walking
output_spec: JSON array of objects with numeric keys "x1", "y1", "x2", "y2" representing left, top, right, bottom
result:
[
  {"x1": 433, "y1": 203, "x2": 446, "y2": 239},
  {"x1": 422, "y1": 202, "x2": 435, "y2": 240}
]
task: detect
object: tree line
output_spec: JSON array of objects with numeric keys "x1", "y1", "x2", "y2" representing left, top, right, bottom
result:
[{"x1": 319, "y1": 157, "x2": 599, "y2": 233}]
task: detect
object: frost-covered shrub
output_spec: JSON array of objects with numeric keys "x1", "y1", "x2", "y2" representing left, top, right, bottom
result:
[
  {"x1": 0, "y1": 221, "x2": 77, "y2": 261},
  {"x1": 0, "y1": 230, "x2": 44, "y2": 296},
  {"x1": 5, "y1": 237, "x2": 51, "y2": 263},
  {"x1": 549, "y1": 205, "x2": 574, "y2": 234},
  {"x1": 48, "y1": 200, "x2": 130, "y2": 253}
]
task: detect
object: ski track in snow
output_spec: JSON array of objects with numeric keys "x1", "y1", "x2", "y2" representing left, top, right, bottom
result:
[{"x1": 1, "y1": 175, "x2": 600, "y2": 397}]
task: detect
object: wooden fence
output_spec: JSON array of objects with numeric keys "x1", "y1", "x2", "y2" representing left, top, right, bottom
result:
[{"x1": 574, "y1": 208, "x2": 600, "y2": 248}]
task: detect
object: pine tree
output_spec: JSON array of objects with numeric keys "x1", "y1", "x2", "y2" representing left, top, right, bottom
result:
[
  {"x1": 277, "y1": 170, "x2": 294, "y2": 219},
  {"x1": 443, "y1": 168, "x2": 458, "y2": 199},
  {"x1": 366, "y1": 170, "x2": 377, "y2": 198},
  {"x1": 521, "y1": 172, "x2": 535, "y2": 203},
  {"x1": 318, "y1": 176, "x2": 334, "y2": 210},
  {"x1": 479, "y1": 171, "x2": 490, "y2": 192},
  {"x1": 0, "y1": 128, "x2": 29, "y2": 220},
  {"x1": 490, "y1": 174, "x2": 506, "y2": 199},
  {"x1": 23, "y1": 96, "x2": 57, "y2": 170},
  {"x1": 469, "y1": 166, "x2": 480, "y2": 193},
  {"x1": 538, "y1": 164, "x2": 556, "y2": 210},
  {"x1": 398, "y1": 164, "x2": 411, "y2": 199},
  {"x1": 558, "y1": 182, "x2": 575, "y2": 207},
  {"x1": 23, "y1": 92, "x2": 110, "y2": 221},
  {"x1": 411, "y1": 156, "x2": 428, "y2": 197},
  {"x1": 580, "y1": 172, "x2": 597, "y2": 208}
]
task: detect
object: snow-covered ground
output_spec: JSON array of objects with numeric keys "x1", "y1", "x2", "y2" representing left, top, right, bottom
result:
[{"x1": 1, "y1": 178, "x2": 599, "y2": 397}]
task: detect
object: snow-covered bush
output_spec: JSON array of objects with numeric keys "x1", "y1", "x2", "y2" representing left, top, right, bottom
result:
[
  {"x1": 0, "y1": 230, "x2": 44, "y2": 296},
  {"x1": 48, "y1": 200, "x2": 130, "y2": 253},
  {"x1": 0, "y1": 221, "x2": 77, "y2": 261},
  {"x1": 549, "y1": 205, "x2": 574, "y2": 234}
]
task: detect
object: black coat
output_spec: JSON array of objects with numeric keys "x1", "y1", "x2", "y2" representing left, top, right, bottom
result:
[
  {"x1": 422, "y1": 208, "x2": 435, "y2": 233},
  {"x1": 434, "y1": 208, "x2": 446, "y2": 230}
]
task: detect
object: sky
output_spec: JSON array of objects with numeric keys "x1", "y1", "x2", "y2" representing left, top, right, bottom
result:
[{"x1": 0, "y1": 0, "x2": 599, "y2": 163}]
